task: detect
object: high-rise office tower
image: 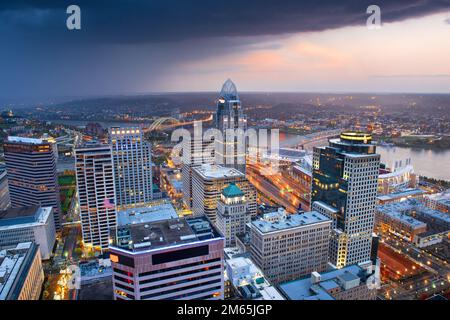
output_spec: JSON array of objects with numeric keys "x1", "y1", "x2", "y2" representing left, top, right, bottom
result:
[
  {"x1": 3, "y1": 137, "x2": 62, "y2": 231},
  {"x1": 75, "y1": 144, "x2": 117, "y2": 249},
  {"x1": 215, "y1": 183, "x2": 251, "y2": 247},
  {"x1": 249, "y1": 209, "x2": 331, "y2": 284},
  {"x1": 109, "y1": 127, "x2": 153, "y2": 210},
  {"x1": 109, "y1": 215, "x2": 225, "y2": 300},
  {"x1": 215, "y1": 79, "x2": 247, "y2": 174},
  {"x1": 191, "y1": 164, "x2": 257, "y2": 222},
  {"x1": 311, "y1": 131, "x2": 380, "y2": 268},
  {"x1": 182, "y1": 122, "x2": 215, "y2": 209}
]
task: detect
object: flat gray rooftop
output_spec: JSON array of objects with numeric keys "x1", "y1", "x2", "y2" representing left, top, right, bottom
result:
[
  {"x1": 252, "y1": 211, "x2": 331, "y2": 234},
  {"x1": 0, "y1": 205, "x2": 40, "y2": 219},
  {"x1": 114, "y1": 216, "x2": 222, "y2": 252},
  {"x1": 278, "y1": 265, "x2": 364, "y2": 300},
  {"x1": 117, "y1": 201, "x2": 178, "y2": 226},
  {"x1": 192, "y1": 164, "x2": 244, "y2": 179}
]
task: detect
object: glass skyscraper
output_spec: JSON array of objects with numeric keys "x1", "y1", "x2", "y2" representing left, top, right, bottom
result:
[
  {"x1": 215, "y1": 79, "x2": 247, "y2": 174},
  {"x1": 311, "y1": 132, "x2": 380, "y2": 268}
]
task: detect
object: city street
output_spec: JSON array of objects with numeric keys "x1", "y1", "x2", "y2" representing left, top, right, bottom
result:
[{"x1": 377, "y1": 231, "x2": 450, "y2": 300}]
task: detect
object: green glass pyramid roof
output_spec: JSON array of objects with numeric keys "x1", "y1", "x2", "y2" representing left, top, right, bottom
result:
[{"x1": 222, "y1": 182, "x2": 244, "y2": 198}]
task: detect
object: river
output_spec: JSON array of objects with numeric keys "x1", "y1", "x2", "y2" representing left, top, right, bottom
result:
[
  {"x1": 376, "y1": 146, "x2": 450, "y2": 181},
  {"x1": 278, "y1": 132, "x2": 450, "y2": 181}
]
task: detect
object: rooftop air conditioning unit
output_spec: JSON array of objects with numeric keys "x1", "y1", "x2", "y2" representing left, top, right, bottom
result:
[{"x1": 311, "y1": 271, "x2": 321, "y2": 284}]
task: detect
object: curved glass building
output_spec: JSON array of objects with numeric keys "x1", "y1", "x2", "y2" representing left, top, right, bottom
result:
[{"x1": 215, "y1": 79, "x2": 247, "y2": 174}]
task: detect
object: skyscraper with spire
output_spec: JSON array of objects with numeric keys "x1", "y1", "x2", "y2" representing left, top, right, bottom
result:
[{"x1": 215, "y1": 79, "x2": 247, "y2": 174}]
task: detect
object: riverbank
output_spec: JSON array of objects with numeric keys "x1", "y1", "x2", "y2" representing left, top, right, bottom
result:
[
  {"x1": 377, "y1": 146, "x2": 450, "y2": 181},
  {"x1": 379, "y1": 135, "x2": 450, "y2": 151}
]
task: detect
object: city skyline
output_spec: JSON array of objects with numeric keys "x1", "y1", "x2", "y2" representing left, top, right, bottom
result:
[{"x1": 0, "y1": 1, "x2": 449, "y2": 305}]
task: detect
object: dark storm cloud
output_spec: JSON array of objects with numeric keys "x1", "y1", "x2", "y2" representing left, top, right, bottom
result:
[
  {"x1": 1, "y1": 1, "x2": 449, "y2": 101},
  {"x1": 1, "y1": 0, "x2": 449, "y2": 44}
]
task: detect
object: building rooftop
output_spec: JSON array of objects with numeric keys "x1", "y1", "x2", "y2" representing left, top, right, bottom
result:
[
  {"x1": 377, "y1": 188, "x2": 425, "y2": 202},
  {"x1": 252, "y1": 210, "x2": 331, "y2": 234},
  {"x1": 377, "y1": 204, "x2": 427, "y2": 230},
  {"x1": 0, "y1": 205, "x2": 41, "y2": 220},
  {"x1": 377, "y1": 199, "x2": 450, "y2": 234},
  {"x1": 0, "y1": 242, "x2": 37, "y2": 300},
  {"x1": 79, "y1": 260, "x2": 112, "y2": 283},
  {"x1": 109, "y1": 127, "x2": 142, "y2": 136},
  {"x1": 324, "y1": 132, "x2": 377, "y2": 156},
  {"x1": 224, "y1": 246, "x2": 248, "y2": 259},
  {"x1": 426, "y1": 190, "x2": 450, "y2": 206},
  {"x1": 0, "y1": 206, "x2": 52, "y2": 229},
  {"x1": 338, "y1": 270, "x2": 360, "y2": 282},
  {"x1": 292, "y1": 164, "x2": 312, "y2": 177},
  {"x1": 319, "y1": 279, "x2": 340, "y2": 291},
  {"x1": 117, "y1": 200, "x2": 178, "y2": 226},
  {"x1": 262, "y1": 148, "x2": 307, "y2": 163},
  {"x1": 75, "y1": 143, "x2": 111, "y2": 152},
  {"x1": 111, "y1": 215, "x2": 223, "y2": 253},
  {"x1": 192, "y1": 164, "x2": 244, "y2": 180},
  {"x1": 426, "y1": 190, "x2": 450, "y2": 200},
  {"x1": 278, "y1": 265, "x2": 367, "y2": 300},
  {"x1": 6, "y1": 136, "x2": 44, "y2": 145},
  {"x1": 313, "y1": 201, "x2": 339, "y2": 214},
  {"x1": 225, "y1": 256, "x2": 285, "y2": 300},
  {"x1": 222, "y1": 183, "x2": 244, "y2": 198}
]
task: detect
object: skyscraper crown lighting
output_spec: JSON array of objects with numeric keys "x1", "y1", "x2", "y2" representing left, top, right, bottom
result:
[{"x1": 219, "y1": 78, "x2": 239, "y2": 101}]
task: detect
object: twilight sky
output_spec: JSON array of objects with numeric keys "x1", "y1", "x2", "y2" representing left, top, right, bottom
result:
[{"x1": 1, "y1": 0, "x2": 450, "y2": 101}]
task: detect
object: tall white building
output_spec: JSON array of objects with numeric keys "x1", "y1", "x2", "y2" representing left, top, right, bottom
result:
[
  {"x1": 109, "y1": 127, "x2": 153, "y2": 209},
  {"x1": 191, "y1": 164, "x2": 257, "y2": 222},
  {"x1": 215, "y1": 183, "x2": 251, "y2": 247},
  {"x1": 215, "y1": 79, "x2": 247, "y2": 174},
  {"x1": 311, "y1": 132, "x2": 381, "y2": 268},
  {"x1": 75, "y1": 144, "x2": 117, "y2": 249}
]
